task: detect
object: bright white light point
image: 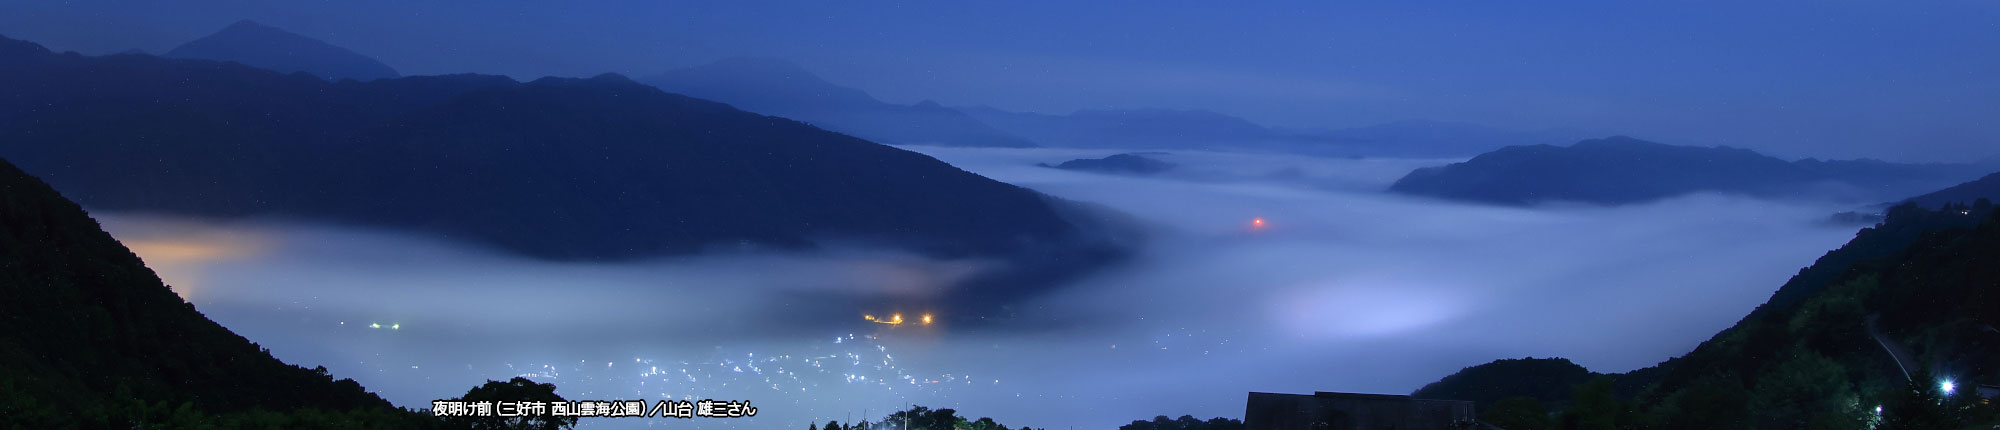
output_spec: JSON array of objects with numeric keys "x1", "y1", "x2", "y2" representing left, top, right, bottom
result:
[
  {"x1": 390, "y1": 323, "x2": 399, "y2": 330},
  {"x1": 1941, "y1": 380, "x2": 1956, "y2": 394},
  {"x1": 368, "y1": 323, "x2": 380, "y2": 329}
]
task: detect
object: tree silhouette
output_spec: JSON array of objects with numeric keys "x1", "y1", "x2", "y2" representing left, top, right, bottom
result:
[{"x1": 442, "y1": 377, "x2": 577, "y2": 430}]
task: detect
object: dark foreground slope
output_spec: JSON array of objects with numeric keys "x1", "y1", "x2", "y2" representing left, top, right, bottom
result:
[
  {"x1": 1390, "y1": 136, "x2": 1986, "y2": 206},
  {"x1": 1412, "y1": 201, "x2": 2000, "y2": 429},
  {"x1": 164, "y1": 20, "x2": 400, "y2": 81},
  {"x1": 0, "y1": 158, "x2": 427, "y2": 428},
  {"x1": 0, "y1": 36, "x2": 1116, "y2": 269}
]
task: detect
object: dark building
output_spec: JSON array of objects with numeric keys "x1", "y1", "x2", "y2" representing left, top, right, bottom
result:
[{"x1": 1243, "y1": 391, "x2": 1493, "y2": 430}]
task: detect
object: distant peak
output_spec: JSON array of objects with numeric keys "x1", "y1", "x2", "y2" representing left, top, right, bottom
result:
[
  {"x1": 167, "y1": 19, "x2": 400, "y2": 81},
  {"x1": 589, "y1": 72, "x2": 637, "y2": 84}
]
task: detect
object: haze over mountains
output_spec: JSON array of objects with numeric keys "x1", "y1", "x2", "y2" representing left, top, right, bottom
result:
[
  {"x1": 163, "y1": 19, "x2": 399, "y2": 82},
  {"x1": 961, "y1": 107, "x2": 1590, "y2": 157},
  {"x1": 645, "y1": 56, "x2": 1584, "y2": 156},
  {"x1": 1390, "y1": 136, "x2": 1994, "y2": 206},
  {"x1": 643, "y1": 58, "x2": 1037, "y2": 148}
]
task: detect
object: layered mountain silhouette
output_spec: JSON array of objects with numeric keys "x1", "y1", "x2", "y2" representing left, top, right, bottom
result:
[
  {"x1": 644, "y1": 56, "x2": 1568, "y2": 156},
  {"x1": 165, "y1": 19, "x2": 399, "y2": 81},
  {"x1": 642, "y1": 58, "x2": 1035, "y2": 147},
  {"x1": 961, "y1": 106, "x2": 1579, "y2": 157},
  {"x1": 0, "y1": 158, "x2": 421, "y2": 427},
  {"x1": 1389, "y1": 136, "x2": 1989, "y2": 205},
  {"x1": 0, "y1": 36, "x2": 1117, "y2": 270},
  {"x1": 1300, "y1": 120, "x2": 1592, "y2": 158}
]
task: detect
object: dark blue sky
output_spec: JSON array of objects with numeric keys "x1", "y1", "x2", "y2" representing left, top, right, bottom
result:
[{"x1": 4, "y1": 0, "x2": 1995, "y2": 161}]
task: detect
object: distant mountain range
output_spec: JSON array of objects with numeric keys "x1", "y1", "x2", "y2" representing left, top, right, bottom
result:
[
  {"x1": 1295, "y1": 120, "x2": 1594, "y2": 158},
  {"x1": 0, "y1": 158, "x2": 421, "y2": 427},
  {"x1": 962, "y1": 106, "x2": 1588, "y2": 157},
  {"x1": 642, "y1": 56, "x2": 1580, "y2": 156},
  {"x1": 1389, "y1": 136, "x2": 1992, "y2": 205},
  {"x1": 957, "y1": 106, "x2": 1308, "y2": 151},
  {"x1": 1412, "y1": 202, "x2": 2000, "y2": 428},
  {"x1": 0, "y1": 35, "x2": 1122, "y2": 273},
  {"x1": 164, "y1": 19, "x2": 400, "y2": 81},
  {"x1": 642, "y1": 58, "x2": 1036, "y2": 148}
]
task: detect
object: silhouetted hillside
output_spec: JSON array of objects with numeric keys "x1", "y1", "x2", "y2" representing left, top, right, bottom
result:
[
  {"x1": 643, "y1": 58, "x2": 1035, "y2": 147},
  {"x1": 165, "y1": 19, "x2": 399, "y2": 81},
  {"x1": 1390, "y1": 136, "x2": 1988, "y2": 205},
  {"x1": 1897, "y1": 171, "x2": 2000, "y2": 209},
  {"x1": 1410, "y1": 202, "x2": 2000, "y2": 428},
  {"x1": 1041, "y1": 153, "x2": 1176, "y2": 175},
  {"x1": 0, "y1": 158, "x2": 426, "y2": 428},
  {"x1": 0, "y1": 36, "x2": 1116, "y2": 269}
]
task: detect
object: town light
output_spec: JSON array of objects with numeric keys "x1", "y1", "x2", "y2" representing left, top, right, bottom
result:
[{"x1": 1941, "y1": 380, "x2": 1956, "y2": 395}]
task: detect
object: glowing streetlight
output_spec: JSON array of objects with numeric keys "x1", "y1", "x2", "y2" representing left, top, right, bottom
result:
[{"x1": 1941, "y1": 380, "x2": 1956, "y2": 395}]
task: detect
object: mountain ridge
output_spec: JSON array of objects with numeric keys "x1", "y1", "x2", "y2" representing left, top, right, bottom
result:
[
  {"x1": 0, "y1": 36, "x2": 1115, "y2": 271},
  {"x1": 1390, "y1": 136, "x2": 1990, "y2": 205},
  {"x1": 164, "y1": 19, "x2": 400, "y2": 81}
]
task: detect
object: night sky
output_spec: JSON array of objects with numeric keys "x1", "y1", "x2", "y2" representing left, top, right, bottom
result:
[{"x1": 4, "y1": 0, "x2": 1996, "y2": 161}]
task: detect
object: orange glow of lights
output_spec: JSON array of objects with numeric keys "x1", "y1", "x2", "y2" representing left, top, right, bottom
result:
[
  {"x1": 1250, "y1": 217, "x2": 1268, "y2": 230},
  {"x1": 922, "y1": 314, "x2": 933, "y2": 325}
]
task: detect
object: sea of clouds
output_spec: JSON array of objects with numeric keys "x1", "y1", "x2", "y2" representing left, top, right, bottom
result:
[{"x1": 97, "y1": 146, "x2": 1861, "y2": 429}]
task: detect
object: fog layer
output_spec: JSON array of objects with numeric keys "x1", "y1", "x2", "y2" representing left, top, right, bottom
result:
[{"x1": 100, "y1": 148, "x2": 1859, "y2": 429}]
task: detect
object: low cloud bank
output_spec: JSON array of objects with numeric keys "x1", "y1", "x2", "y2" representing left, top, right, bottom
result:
[{"x1": 98, "y1": 147, "x2": 1858, "y2": 429}]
